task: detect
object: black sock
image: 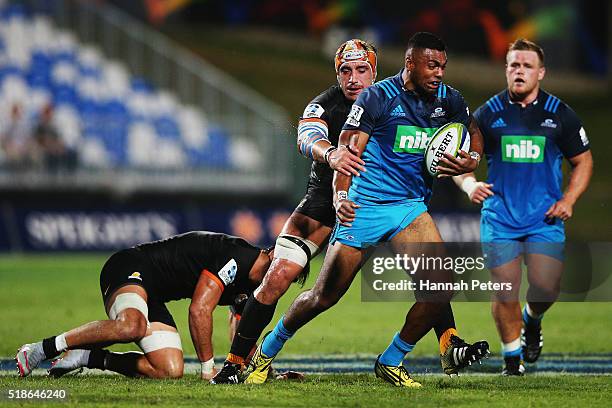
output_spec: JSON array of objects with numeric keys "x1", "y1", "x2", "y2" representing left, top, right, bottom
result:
[
  {"x1": 433, "y1": 303, "x2": 456, "y2": 340},
  {"x1": 42, "y1": 336, "x2": 60, "y2": 359},
  {"x1": 229, "y1": 295, "x2": 277, "y2": 359},
  {"x1": 87, "y1": 349, "x2": 109, "y2": 370}
]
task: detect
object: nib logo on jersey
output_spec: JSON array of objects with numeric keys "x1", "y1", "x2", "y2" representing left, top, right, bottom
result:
[
  {"x1": 393, "y1": 126, "x2": 437, "y2": 153},
  {"x1": 501, "y1": 135, "x2": 546, "y2": 163}
]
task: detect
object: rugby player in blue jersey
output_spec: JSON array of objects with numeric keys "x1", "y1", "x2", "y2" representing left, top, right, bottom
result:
[
  {"x1": 454, "y1": 39, "x2": 593, "y2": 375},
  {"x1": 243, "y1": 32, "x2": 490, "y2": 387}
]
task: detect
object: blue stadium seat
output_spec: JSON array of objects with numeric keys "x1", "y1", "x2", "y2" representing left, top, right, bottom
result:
[
  {"x1": 153, "y1": 116, "x2": 181, "y2": 139},
  {"x1": 0, "y1": 4, "x2": 28, "y2": 20},
  {"x1": 188, "y1": 126, "x2": 230, "y2": 168},
  {"x1": 0, "y1": 2, "x2": 234, "y2": 171}
]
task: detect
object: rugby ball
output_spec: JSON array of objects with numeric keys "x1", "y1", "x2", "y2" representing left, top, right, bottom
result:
[{"x1": 425, "y1": 122, "x2": 470, "y2": 176}]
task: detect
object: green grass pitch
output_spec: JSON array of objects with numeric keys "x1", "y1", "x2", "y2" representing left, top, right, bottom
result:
[{"x1": 1, "y1": 254, "x2": 611, "y2": 407}]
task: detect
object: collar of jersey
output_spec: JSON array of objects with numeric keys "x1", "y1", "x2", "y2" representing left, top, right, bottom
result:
[
  {"x1": 506, "y1": 89, "x2": 542, "y2": 107},
  {"x1": 395, "y1": 69, "x2": 418, "y2": 95}
]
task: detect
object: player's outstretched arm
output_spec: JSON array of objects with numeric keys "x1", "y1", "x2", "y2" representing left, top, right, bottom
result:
[
  {"x1": 188, "y1": 273, "x2": 223, "y2": 380},
  {"x1": 296, "y1": 118, "x2": 365, "y2": 176},
  {"x1": 333, "y1": 129, "x2": 370, "y2": 226},
  {"x1": 453, "y1": 173, "x2": 494, "y2": 204},
  {"x1": 545, "y1": 150, "x2": 593, "y2": 221}
]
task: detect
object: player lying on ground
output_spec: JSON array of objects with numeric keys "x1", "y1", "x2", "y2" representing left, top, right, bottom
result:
[
  {"x1": 16, "y1": 231, "x2": 280, "y2": 380},
  {"x1": 239, "y1": 32, "x2": 489, "y2": 388},
  {"x1": 453, "y1": 39, "x2": 592, "y2": 375}
]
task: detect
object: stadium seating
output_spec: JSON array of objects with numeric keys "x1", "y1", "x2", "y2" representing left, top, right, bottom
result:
[{"x1": 0, "y1": 3, "x2": 236, "y2": 170}]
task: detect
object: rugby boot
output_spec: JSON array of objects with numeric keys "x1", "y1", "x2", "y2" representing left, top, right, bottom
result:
[
  {"x1": 15, "y1": 342, "x2": 46, "y2": 377},
  {"x1": 243, "y1": 339, "x2": 275, "y2": 384},
  {"x1": 210, "y1": 361, "x2": 243, "y2": 384},
  {"x1": 502, "y1": 355, "x2": 526, "y2": 376},
  {"x1": 521, "y1": 323, "x2": 543, "y2": 363},
  {"x1": 374, "y1": 354, "x2": 422, "y2": 388},
  {"x1": 440, "y1": 335, "x2": 490, "y2": 375},
  {"x1": 48, "y1": 349, "x2": 89, "y2": 377}
]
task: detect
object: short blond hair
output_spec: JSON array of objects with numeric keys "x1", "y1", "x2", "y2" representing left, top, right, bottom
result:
[{"x1": 508, "y1": 38, "x2": 545, "y2": 66}]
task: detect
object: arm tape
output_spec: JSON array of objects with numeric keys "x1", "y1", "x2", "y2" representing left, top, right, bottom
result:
[
  {"x1": 298, "y1": 121, "x2": 328, "y2": 158},
  {"x1": 461, "y1": 176, "x2": 478, "y2": 197}
]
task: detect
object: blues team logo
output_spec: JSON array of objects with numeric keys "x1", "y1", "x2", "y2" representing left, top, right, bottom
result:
[
  {"x1": 430, "y1": 107, "x2": 446, "y2": 118},
  {"x1": 540, "y1": 118, "x2": 558, "y2": 128}
]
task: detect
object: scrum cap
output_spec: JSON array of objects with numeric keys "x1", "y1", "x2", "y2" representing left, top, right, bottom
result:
[{"x1": 334, "y1": 39, "x2": 377, "y2": 79}]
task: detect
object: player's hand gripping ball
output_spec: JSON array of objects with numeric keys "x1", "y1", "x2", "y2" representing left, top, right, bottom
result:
[{"x1": 425, "y1": 122, "x2": 470, "y2": 176}]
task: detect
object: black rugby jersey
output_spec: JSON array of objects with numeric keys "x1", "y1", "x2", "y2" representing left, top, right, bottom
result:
[
  {"x1": 134, "y1": 231, "x2": 261, "y2": 306},
  {"x1": 300, "y1": 85, "x2": 354, "y2": 194}
]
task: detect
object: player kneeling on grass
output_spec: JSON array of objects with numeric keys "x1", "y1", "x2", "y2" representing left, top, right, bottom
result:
[{"x1": 15, "y1": 231, "x2": 278, "y2": 380}]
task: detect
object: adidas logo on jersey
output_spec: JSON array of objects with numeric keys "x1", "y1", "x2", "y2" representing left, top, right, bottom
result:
[
  {"x1": 491, "y1": 118, "x2": 506, "y2": 128},
  {"x1": 391, "y1": 105, "x2": 406, "y2": 117}
]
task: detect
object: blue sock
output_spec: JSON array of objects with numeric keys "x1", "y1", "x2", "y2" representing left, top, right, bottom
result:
[
  {"x1": 379, "y1": 333, "x2": 415, "y2": 366},
  {"x1": 502, "y1": 348, "x2": 522, "y2": 358},
  {"x1": 522, "y1": 305, "x2": 542, "y2": 327},
  {"x1": 502, "y1": 338, "x2": 522, "y2": 358},
  {"x1": 261, "y1": 318, "x2": 295, "y2": 358}
]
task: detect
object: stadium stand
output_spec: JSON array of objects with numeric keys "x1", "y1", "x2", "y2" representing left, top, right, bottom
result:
[{"x1": 0, "y1": 2, "x2": 234, "y2": 170}]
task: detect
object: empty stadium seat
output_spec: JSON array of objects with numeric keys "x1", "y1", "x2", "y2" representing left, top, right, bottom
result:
[{"x1": 0, "y1": 3, "x2": 231, "y2": 170}]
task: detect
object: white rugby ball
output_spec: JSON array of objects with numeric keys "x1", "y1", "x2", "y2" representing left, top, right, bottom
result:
[{"x1": 425, "y1": 122, "x2": 470, "y2": 176}]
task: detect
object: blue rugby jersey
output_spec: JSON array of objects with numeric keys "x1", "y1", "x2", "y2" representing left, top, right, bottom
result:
[
  {"x1": 342, "y1": 70, "x2": 470, "y2": 202},
  {"x1": 474, "y1": 89, "x2": 590, "y2": 231}
]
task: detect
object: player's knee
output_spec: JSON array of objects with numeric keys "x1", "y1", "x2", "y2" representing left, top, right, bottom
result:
[
  {"x1": 273, "y1": 235, "x2": 317, "y2": 272},
  {"x1": 108, "y1": 292, "x2": 149, "y2": 341},
  {"x1": 116, "y1": 309, "x2": 148, "y2": 342},
  {"x1": 153, "y1": 363, "x2": 183, "y2": 379},
  {"x1": 258, "y1": 268, "x2": 294, "y2": 302}
]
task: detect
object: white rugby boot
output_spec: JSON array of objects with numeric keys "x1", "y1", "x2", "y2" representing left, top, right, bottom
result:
[
  {"x1": 48, "y1": 349, "x2": 90, "y2": 377},
  {"x1": 15, "y1": 342, "x2": 46, "y2": 377}
]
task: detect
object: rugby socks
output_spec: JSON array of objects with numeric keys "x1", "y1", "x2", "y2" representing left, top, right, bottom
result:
[
  {"x1": 501, "y1": 338, "x2": 522, "y2": 358},
  {"x1": 55, "y1": 333, "x2": 68, "y2": 353},
  {"x1": 434, "y1": 304, "x2": 457, "y2": 354},
  {"x1": 438, "y1": 328, "x2": 459, "y2": 355},
  {"x1": 228, "y1": 295, "x2": 278, "y2": 361},
  {"x1": 102, "y1": 351, "x2": 141, "y2": 377},
  {"x1": 261, "y1": 318, "x2": 294, "y2": 358},
  {"x1": 523, "y1": 304, "x2": 543, "y2": 327},
  {"x1": 87, "y1": 349, "x2": 109, "y2": 370},
  {"x1": 42, "y1": 333, "x2": 67, "y2": 360},
  {"x1": 379, "y1": 332, "x2": 415, "y2": 366}
]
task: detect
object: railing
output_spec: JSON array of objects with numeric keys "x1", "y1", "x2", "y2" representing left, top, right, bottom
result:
[{"x1": 4, "y1": 0, "x2": 293, "y2": 195}]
